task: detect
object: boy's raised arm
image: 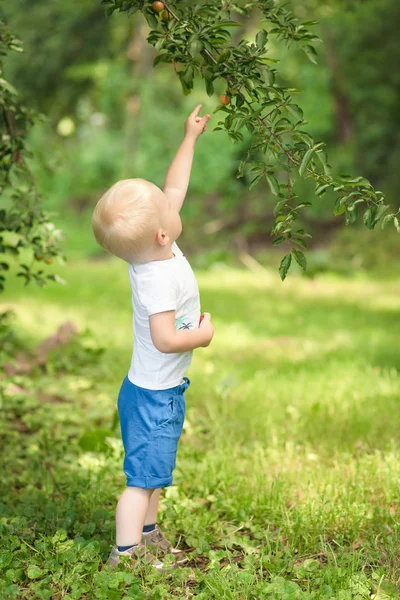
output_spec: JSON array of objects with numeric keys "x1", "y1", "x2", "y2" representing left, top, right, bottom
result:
[{"x1": 163, "y1": 104, "x2": 210, "y2": 212}]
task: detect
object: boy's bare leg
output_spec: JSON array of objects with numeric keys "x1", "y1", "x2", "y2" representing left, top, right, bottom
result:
[
  {"x1": 116, "y1": 486, "x2": 153, "y2": 547},
  {"x1": 141, "y1": 488, "x2": 188, "y2": 561},
  {"x1": 144, "y1": 488, "x2": 161, "y2": 526}
]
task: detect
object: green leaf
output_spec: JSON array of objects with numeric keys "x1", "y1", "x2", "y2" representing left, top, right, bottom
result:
[
  {"x1": 214, "y1": 21, "x2": 242, "y2": 28},
  {"x1": 17, "y1": 272, "x2": 30, "y2": 281},
  {"x1": 363, "y1": 207, "x2": 376, "y2": 230},
  {"x1": 154, "y1": 53, "x2": 170, "y2": 66},
  {"x1": 272, "y1": 236, "x2": 286, "y2": 246},
  {"x1": 127, "y1": 5, "x2": 139, "y2": 16},
  {"x1": 346, "y1": 204, "x2": 358, "y2": 224},
  {"x1": 178, "y1": 71, "x2": 193, "y2": 95},
  {"x1": 27, "y1": 566, "x2": 43, "y2": 579},
  {"x1": 236, "y1": 160, "x2": 245, "y2": 178},
  {"x1": 293, "y1": 237, "x2": 308, "y2": 249},
  {"x1": 292, "y1": 248, "x2": 307, "y2": 271},
  {"x1": 244, "y1": 78, "x2": 255, "y2": 92},
  {"x1": 286, "y1": 104, "x2": 303, "y2": 122},
  {"x1": 217, "y1": 49, "x2": 231, "y2": 63},
  {"x1": 266, "y1": 173, "x2": 280, "y2": 196},
  {"x1": 0, "y1": 78, "x2": 18, "y2": 95},
  {"x1": 334, "y1": 200, "x2": 346, "y2": 216},
  {"x1": 181, "y1": 66, "x2": 194, "y2": 87},
  {"x1": 294, "y1": 202, "x2": 312, "y2": 209},
  {"x1": 179, "y1": 80, "x2": 192, "y2": 96},
  {"x1": 256, "y1": 30, "x2": 268, "y2": 49},
  {"x1": 303, "y1": 44, "x2": 318, "y2": 64},
  {"x1": 205, "y1": 77, "x2": 214, "y2": 97},
  {"x1": 315, "y1": 183, "x2": 330, "y2": 196},
  {"x1": 47, "y1": 274, "x2": 67, "y2": 285},
  {"x1": 235, "y1": 94, "x2": 244, "y2": 108},
  {"x1": 274, "y1": 199, "x2": 286, "y2": 217},
  {"x1": 249, "y1": 175, "x2": 262, "y2": 191},
  {"x1": 299, "y1": 148, "x2": 315, "y2": 176},
  {"x1": 381, "y1": 214, "x2": 394, "y2": 229},
  {"x1": 394, "y1": 216, "x2": 400, "y2": 232},
  {"x1": 2, "y1": 231, "x2": 23, "y2": 247},
  {"x1": 316, "y1": 151, "x2": 331, "y2": 175},
  {"x1": 279, "y1": 253, "x2": 292, "y2": 281},
  {"x1": 374, "y1": 204, "x2": 389, "y2": 223},
  {"x1": 143, "y1": 11, "x2": 159, "y2": 29},
  {"x1": 234, "y1": 118, "x2": 244, "y2": 132},
  {"x1": 293, "y1": 131, "x2": 314, "y2": 147},
  {"x1": 154, "y1": 36, "x2": 165, "y2": 51},
  {"x1": 230, "y1": 4, "x2": 247, "y2": 15},
  {"x1": 190, "y1": 39, "x2": 204, "y2": 56},
  {"x1": 225, "y1": 114, "x2": 233, "y2": 130},
  {"x1": 52, "y1": 530, "x2": 67, "y2": 544},
  {"x1": 261, "y1": 68, "x2": 275, "y2": 86}
]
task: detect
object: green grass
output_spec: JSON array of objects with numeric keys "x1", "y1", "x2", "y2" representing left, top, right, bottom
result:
[{"x1": 1, "y1": 257, "x2": 400, "y2": 599}]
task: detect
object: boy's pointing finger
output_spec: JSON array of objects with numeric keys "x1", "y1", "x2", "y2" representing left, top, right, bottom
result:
[{"x1": 190, "y1": 104, "x2": 203, "y2": 119}]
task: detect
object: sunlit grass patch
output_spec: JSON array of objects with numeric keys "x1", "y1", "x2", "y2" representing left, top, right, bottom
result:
[{"x1": 1, "y1": 261, "x2": 400, "y2": 597}]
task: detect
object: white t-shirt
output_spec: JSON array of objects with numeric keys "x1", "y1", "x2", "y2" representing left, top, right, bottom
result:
[{"x1": 127, "y1": 242, "x2": 201, "y2": 390}]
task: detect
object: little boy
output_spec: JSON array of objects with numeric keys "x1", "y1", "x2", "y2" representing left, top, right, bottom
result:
[{"x1": 92, "y1": 105, "x2": 214, "y2": 571}]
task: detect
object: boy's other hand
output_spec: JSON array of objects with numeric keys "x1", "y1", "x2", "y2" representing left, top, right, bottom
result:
[
  {"x1": 185, "y1": 104, "x2": 210, "y2": 141},
  {"x1": 199, "y1": 312, "x2": 214, "y2": 347}
]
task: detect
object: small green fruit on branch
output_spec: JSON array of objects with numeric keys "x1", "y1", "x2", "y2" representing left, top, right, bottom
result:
[{"x1": 161, "y1": 9, "x2": 173, "y2": 21}]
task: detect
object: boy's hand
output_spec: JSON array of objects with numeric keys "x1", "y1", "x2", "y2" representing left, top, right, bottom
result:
[
  {"x1": 199, "y1": 312, "x2": 214, "y2": 347},
  {"x1": 184, "y1": 104, "x2": 210, "y2": 141}
]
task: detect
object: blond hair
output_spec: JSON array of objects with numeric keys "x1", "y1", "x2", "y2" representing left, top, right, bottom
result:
[{"x1": 92, "y1": 179, "x2": 159, "y2": 263}]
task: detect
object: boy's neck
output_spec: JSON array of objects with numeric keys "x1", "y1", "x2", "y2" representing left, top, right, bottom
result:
[{"x1": 147, "y1": 243, "x2": 175, "y2": 262}]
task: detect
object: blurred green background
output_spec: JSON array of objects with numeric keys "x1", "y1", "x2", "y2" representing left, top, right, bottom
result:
[{"x1": 1, "y1": 0, "x2": 399, "y2": 274}]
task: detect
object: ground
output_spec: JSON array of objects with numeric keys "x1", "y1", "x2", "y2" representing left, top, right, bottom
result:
[{"x1": 1, "y1": 258, "x2": 399, "y2": 599}]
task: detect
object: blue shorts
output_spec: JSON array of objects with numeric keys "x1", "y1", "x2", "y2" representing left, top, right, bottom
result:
[{"x1": 117, "y1": 376, "x2": 190, "y2": 489}]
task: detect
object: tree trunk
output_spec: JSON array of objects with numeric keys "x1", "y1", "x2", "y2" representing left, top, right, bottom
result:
[{"x1": 324, "y1": 29, "x2": 355, "y2": 145}]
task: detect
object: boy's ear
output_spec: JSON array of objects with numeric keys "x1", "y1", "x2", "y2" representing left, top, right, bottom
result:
[{"x1": 155, "y1": 228, "x2": 170, "y2": 247}]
